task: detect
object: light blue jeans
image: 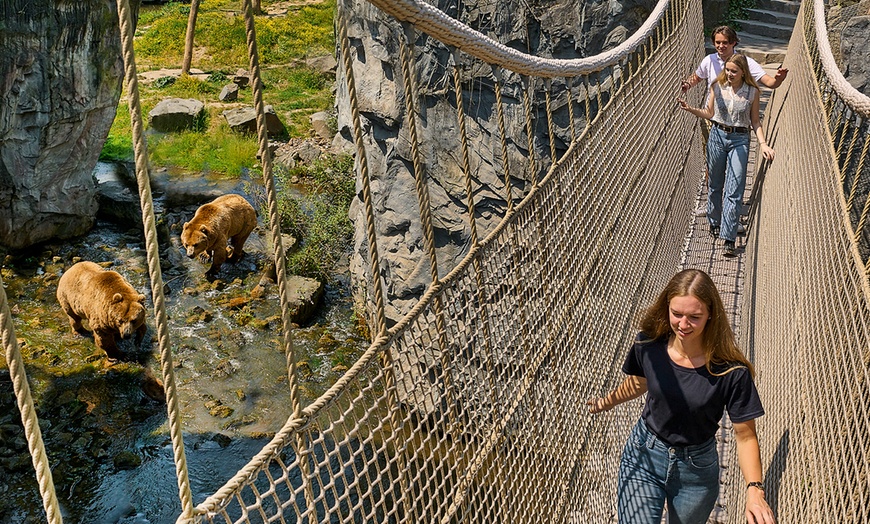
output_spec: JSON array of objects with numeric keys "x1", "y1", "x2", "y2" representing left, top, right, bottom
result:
[
  {"x1": 707, "y1": 126, "x2": 750, "y2": 242},
  {"x1": 617, "y1": 419, "x2": 720, "y2": 524}
]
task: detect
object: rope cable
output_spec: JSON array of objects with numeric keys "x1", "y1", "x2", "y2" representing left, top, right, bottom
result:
[{"x1": 115, "y1": 0, "x2": 195, "y2": 520}]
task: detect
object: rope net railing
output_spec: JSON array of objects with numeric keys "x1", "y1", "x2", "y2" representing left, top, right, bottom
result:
[
  {"x1": 189, "y1": 0, "x2": 706, "y2": 521},
  {"x1": 1, "y1": 0, "x2": 755, "y2": 521},
  {"x1": 739, "y1": 0, "x2": 870, "y2": 522}
]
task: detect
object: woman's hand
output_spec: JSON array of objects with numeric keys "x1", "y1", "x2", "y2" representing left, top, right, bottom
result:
[
  {"x1": 760, "y1": 144, "x2": 775, "y2": 161},
  {"x1": 745, "y1": 486, "x2": 775, "y2": 523},
  {"x1": 677, "y1": 98, "x2": 691, "y2": 112},
  {"x1": 586, "y1": 397, "x2": 608, "y2": 414}
]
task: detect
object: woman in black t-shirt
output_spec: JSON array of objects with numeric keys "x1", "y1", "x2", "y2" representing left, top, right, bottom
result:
[{"x1": 587, "y1": 269, "x2": 775, "y2": 524}]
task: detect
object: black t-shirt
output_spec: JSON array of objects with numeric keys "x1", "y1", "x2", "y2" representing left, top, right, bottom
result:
[{"x1": 622, "y1": 333, "x2": 764, "y2": 446}]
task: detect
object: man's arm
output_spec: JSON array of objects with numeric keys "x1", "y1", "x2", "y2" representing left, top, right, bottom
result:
[{"x1": 758, "y1": 68, "x2": 789, "y2": 89}]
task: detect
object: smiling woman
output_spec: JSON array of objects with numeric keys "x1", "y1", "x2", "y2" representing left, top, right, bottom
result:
[{"x1": 587, "y1": 269, "x2": 776, "y2": 524}]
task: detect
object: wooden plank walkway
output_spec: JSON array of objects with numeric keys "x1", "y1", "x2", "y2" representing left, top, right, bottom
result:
[{"x1": 680, "y1": 84, "x2": 773, "y2": 524}]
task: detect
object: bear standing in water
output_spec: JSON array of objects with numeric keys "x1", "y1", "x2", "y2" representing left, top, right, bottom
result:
[
  {"x1": 56, "y1": 261, "x2": 147, "y2": 361},
  {"x1": 181, "y1": 194, "x2": 257, "y2": 276}
]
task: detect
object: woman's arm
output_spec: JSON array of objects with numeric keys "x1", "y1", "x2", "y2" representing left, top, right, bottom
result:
[
  {"x1": 678, "y1": 85, "x2": 715, "y2": 119},
  {"x1": 750, "y1": 89, "x2": 775, "y2": 161},
  {"x1": 733, "y1": 419, "x2": 776, "y2": 524},
  {"x1": 587, "y1": 375, "x2": 647, "y2": 414}
]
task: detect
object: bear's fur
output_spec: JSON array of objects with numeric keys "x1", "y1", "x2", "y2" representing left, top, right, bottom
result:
[
  {"x1": 181, "y1": 194, "x2": 257, "y2": 276},
  {"x1": 56, "y1": 261, "x2": 147, "y2": 361}
]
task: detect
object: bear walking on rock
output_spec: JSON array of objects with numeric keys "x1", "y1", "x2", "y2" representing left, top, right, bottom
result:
[
  {"x1": 56, "y1": 261, "x2": 148, "y2": 361},
  {"x1": 181, "y1": 194, "x2": 257, "y2": 276}
]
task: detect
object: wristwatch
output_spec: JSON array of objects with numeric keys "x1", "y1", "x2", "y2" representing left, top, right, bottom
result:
[{"x1": 746, "y1": 481, "x2": 765, "y2": 491}]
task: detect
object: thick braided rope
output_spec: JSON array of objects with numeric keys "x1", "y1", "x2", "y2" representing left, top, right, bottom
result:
[
  {"x1": 366, "y1": 0, "x2": 668, "y2": 77},
  {"x1": 240, "y1": 2, "x2": 317, "y2": 521},
  {"x1": 567, "y1": 78, "x2": 577, "y2": 144},
  {"x1": 240, "y1": 0, "x2": 302, "y2": 416},
  {"x1": 0, "y1": 279, "x2": 62, "y2": 523},
  {"x1": 812, "y1": 0, "x2": 870, "y2": 116},
  {"x1": 115, "y1": 1, "x2": 195, "y2": 520}
]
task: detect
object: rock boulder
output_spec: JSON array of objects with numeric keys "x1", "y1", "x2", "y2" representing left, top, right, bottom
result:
[
  {"x1": 148, "y1": 98, "x2": 206, "y2": 132},
  {"x1": 0, "y1": 0, "x2": 130, "y2": 249}
]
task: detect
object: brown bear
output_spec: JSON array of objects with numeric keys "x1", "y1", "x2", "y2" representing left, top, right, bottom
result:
[
  {"x1": 180, "y1": 194, "x2": 257, "y2": 276},
  {"x1": 56, "y1": 261, "x2": 148, "y2": 361}
]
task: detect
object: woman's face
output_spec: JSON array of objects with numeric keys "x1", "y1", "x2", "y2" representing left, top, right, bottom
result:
[
  {"x1": 668, "y1": 294, "x2": 710, "y2": 345},
  {"x1": 724, "y1": 62, "x2": 745, "y2": 85}
]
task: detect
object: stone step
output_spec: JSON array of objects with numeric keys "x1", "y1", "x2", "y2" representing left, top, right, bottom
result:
[
  {"x1": 754, "y1": 0, "x2": 801, "y2": 15},
  {"x1": 736, "y1": 33, "x2": 789, "y2": 65},
  {"x1": 736, "y1": 19, "x2": 795, "y2": 41},
  {"x1": 744, "y1": 7, "x2": 798, "y2": 27}
]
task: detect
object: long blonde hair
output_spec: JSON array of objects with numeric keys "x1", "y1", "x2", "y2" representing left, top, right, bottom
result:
[
  {"x1": 716, "y1": 53, "x2": 760, "y2": 90},
  {"x1": 639, "y1": 269, "x2": 755, "y2": 377}
]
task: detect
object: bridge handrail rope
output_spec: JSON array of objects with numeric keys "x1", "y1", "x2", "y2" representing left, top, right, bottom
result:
[{"x1": 365, "y1": 0, "x2": 670, "y2": 77}]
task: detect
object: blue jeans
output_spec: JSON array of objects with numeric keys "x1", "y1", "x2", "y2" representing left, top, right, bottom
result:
[
  {"x1": 617, "y1": 419, "x2": 720, "y2": 524},
  {"x1": 707, "y1": 126, "x2": 749, "y2": 242}
]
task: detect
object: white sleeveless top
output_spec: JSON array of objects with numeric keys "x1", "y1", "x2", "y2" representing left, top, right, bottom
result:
[{"x1": 712, "y1": 83, "x2": 755, "y2": 128}]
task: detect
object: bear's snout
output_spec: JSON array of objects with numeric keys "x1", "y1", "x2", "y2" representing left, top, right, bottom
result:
[
  {"x1": 185, "y1": 246, "x2": 197, "y2": 258},
  {"x1": 119, "y1": 323, "x2": 136, "y2": 339}
]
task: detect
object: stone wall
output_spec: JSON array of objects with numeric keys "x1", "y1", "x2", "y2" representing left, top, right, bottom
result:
[
  {"x1": 336, "y1": 0, "x2": 656, "y2": 326},
  {"x1": 0, "y1": 1, "x2": 130, "y2": 249}
]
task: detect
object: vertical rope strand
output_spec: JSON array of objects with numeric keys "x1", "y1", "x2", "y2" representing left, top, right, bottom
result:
[
  {"x1": 544, "y1": 79, "x2": 557, "y2": 165},
  {"x1": 239, "y1": 2, "x2": 315, "y2": 521},
  {"x1": 492, "y1": 66, "x2": 514, "y2": 212},
  {"x1": 566, "y1": 77, "x2": 577, "y2": 145},
  {"x1": 398, "y1": 20, "x2": 460, "y2": 448},
  {"x1": 0, "y1": 277, "x2": 62, "y2": 523},
  {"x1": 522, "y1": 76, "x2": 538, "y2": 186},
  {"x1": 337, "y1": 3, "x2": 412, "y2": 520},
  {"x1": 116, "y1": 0, "x2": 195, "y2": 520}
]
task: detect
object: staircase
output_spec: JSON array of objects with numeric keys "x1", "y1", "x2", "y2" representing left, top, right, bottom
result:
[{"x1": 722, "y1": 0, "x2": 801, "y2": 65}]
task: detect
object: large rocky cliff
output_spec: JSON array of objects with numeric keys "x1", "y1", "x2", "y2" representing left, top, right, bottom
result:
[
  {"x1": 0, "y1": 1, "x2": 128, "y2": 249},
  {"x1": 336, "y1": 0, "x2": 656, "y2": 325}
]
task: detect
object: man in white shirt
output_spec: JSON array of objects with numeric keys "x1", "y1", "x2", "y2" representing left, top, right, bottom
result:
[{"x1": 681, "y1": 25, "x2": 788, "y2": 92}]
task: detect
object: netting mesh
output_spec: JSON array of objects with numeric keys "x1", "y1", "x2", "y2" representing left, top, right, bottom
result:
[
  {"x1": 737, "y1": 1, "x2": 870, "y2": 522},
  {"x1": 10, "y1": 0, "x2": 870, "y2": 521},
  {"x1": 193, "y1": 0, "x2": 706, "y2": 521}
]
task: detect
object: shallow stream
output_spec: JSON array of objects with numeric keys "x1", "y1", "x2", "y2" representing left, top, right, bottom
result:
[{"x1": 0, "y1": 164, "x2": 367, "y2": 523}]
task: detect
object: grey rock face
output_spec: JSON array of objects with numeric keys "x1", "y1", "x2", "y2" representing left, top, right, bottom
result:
[
  {"x1": 148, "y1": 98, "x2": 206, "y2": 132},
  {"x1": 337, "y1": 0, "x2": 654, "y2": 326},
  {"x1": 0, "y1": 1, "x2": 130, "y2": 249},
  {"x1": 841, "y1": 15, "x2": 870, "y2": 94}
]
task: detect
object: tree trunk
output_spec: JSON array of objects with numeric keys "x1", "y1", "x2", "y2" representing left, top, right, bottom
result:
[{"x1": 181, "y1": 0, "x2": 201, "y2": 75}]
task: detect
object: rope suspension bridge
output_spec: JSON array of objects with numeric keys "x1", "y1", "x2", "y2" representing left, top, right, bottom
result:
[{"x1": 1, "y1": 0, "x2": 869, "y2": 522}]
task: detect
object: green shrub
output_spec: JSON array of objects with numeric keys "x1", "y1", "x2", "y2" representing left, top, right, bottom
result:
[{"x1": 276, "y1": 154, "x2": 356, "y2": 281}]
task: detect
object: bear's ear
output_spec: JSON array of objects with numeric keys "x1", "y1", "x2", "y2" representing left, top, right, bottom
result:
[
  {"x1": 112, "y1": 293, "x2": 124, "y2": 304},
  {"x1": 182, "y1": 222, "x2": 189, "y2": 230},
  {"x1": 137, "y1": 294, "x2": 146, "y2": 304}
]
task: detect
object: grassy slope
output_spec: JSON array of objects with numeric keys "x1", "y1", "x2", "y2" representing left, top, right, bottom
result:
[{"x1": 103, "y1": 0, "x2": 335, "y2": 172}]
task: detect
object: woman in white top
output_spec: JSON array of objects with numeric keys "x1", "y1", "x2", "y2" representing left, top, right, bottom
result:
[{"x1": 679, "y1": 54, "x2": 775, "y2": 257}]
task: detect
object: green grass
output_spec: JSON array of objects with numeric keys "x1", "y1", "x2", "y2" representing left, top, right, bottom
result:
[{"x1": 102, "y1": 0, "x2": 337, "y2": 166}]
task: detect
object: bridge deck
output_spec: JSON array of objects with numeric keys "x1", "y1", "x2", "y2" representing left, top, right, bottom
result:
[{"x1": 681, "y1": 85, "x2": 771, "y2": 523}]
